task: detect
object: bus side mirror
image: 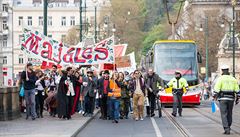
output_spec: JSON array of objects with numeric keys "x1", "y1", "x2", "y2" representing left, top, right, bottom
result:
[{"x1": 197, "y1": 52, "x2": 202, "y2": 63}]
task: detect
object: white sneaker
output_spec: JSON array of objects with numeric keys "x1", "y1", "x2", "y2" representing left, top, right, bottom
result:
[
  {"x1": 140, "y1": 117, "x2": 144, "y2": 121},
  {"x1": 135, "y1": 118, "x2": 139, "y2": 121},
  {"x1": 130, "y1": 111, "x2": 133, "y2": 114},
  {"x1": 78, "y1": 110, "x2": 82, "y2": 114},
  {"x1": 81, "y1": 111, "x2": 85, "y2": 114}
]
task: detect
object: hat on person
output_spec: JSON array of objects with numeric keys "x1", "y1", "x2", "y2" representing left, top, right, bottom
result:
[
  {"x1": 175, "y1": 70, "x2": 181, "y2": 75},
  {"x1": 103, "y1": 70, "x2": 110, "y2": 74},
  {"x1": 220, "y1": 64, "x2": 230, "y2": 70},
  {"x1": 87, "y1": 68, "x2": 93, "y2": 73}
]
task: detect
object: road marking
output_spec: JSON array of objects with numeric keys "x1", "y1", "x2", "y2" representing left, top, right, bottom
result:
[{"x1": 150, "y1": 117, "x2": 163, "y2": 137}]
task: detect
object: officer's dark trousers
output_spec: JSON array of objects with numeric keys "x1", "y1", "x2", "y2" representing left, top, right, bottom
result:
[
  {"x1": 173, "y1": 92, "x2": 183, "y2": 115},
  {"x1": 146, "y1": 92, "x2": 156, "y2": 115},
  {"x1": 219, "y1": 100, "x2": 234, "y2": 131}
]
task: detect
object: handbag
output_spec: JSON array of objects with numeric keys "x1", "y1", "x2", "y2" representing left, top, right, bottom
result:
[{"x1": 19, "y1": 85, "x2": 24, "y2": 97}]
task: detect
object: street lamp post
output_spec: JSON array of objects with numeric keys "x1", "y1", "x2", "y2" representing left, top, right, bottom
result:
[
  {"x1": 200, "y1": 17, "x2": 209, "y2": 81},
  {"x1": 232, "y1": 0, "x2": 236, "y2": 77},
  {"x1": 43, "y1": 0, "x2": 48, "y2": 36},
  {"x1": 94, "y1": 6, "x2": 97, "y2": 43},
  {"x1": 79, "y1": 0, "x2": 83, "y2": 42}
]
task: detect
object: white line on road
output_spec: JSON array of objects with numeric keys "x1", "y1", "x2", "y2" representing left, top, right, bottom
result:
[{"x1": 150, "y1": 117, "x2": 163, "y2": 137}]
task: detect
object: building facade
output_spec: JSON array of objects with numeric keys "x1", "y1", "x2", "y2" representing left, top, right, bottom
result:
[
  {"x1": 12, "y1": 0, "x2": 108, "y2": 79},
  {"x1": 0, "y1": 0, "x2": 14, "y2": 86},
  {"x1": 178, "y1": 0, "x2": 240, "y2": 80}
]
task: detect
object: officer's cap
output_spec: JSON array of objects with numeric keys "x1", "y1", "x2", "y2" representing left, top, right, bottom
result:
[
  {"x1": 220, "y1": 64, "x2": 230, "y2": 70},
  {"x1": 175, "y1": 70, "x2": 181, "y2": 75}
]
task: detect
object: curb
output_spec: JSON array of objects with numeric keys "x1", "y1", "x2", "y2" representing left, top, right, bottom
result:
[{"x1": 71, "y1": 110, "x2": 100, "y2": 137}]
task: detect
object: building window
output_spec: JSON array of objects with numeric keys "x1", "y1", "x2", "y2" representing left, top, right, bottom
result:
[
  {"x1": 70, "y1": 16, "x2": 75, "y2": 26},
  {"x1": 3, "y1": 20, "x2": 8, "y2": 30},
  {"x1": 3, "y1": 56, "x2": 7, "y2": 64},
  {"x1": 61, "y1": 35, "x2": 66, "y2": 42},
  {"x1": 48, "y1": 16, "x2": 52, "y2": 26},
  {"x1": 2, "y1": 4, "x2": 8, "y2": 12},
  {"x1": 19, "y1": 35, "x2": 23, "y2": 44},
  {"x1": 33, "y1": 3, "x2": 40, "y2": 7},
  {"x1": 18, "y1": 16, "x2": 23, "y2": 26},
  {"x1": 61, "y1": 16, "x2": 66, "y2": 26},
  {"x1": 61, "y1": 3, "x2": 67, "y2": 7},
  {"x1": 3, "y1": 36, "x2": 7, "y2": 47},
  {"x1": 19, "y1": 57, "x2": 24, "y2": 64},
  {"x1": 55, "y1": 3, "x2": 60, "y2": 7},
  {"x1": 28, "y1": 58, "x2": 33, "y2": 61},
  {"x1": 237, "y1": 11, "x2": 240, "y2": 22},
  {"x1": 28, "y1": 16, "x2": 32, "y2": 26},
  {"x1": 39, "y1": 16, "x2": 43, "y2": 26}
]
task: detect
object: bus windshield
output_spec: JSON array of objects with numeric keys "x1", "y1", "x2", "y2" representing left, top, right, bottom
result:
[{"x1": 154, "y1": 42, "x2": 198, "y2": 81}]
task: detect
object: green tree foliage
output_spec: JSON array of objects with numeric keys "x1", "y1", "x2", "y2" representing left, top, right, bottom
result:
[{"x1": 141, "y1": 0, "x2": 180, "y2": 55}]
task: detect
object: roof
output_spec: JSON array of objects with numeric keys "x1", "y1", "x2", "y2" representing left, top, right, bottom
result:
[
  {"x1": 154, "y1": 40, "x2": 196, "y2": 44},
  {"x1": 33, "y1": 0, "x2": 69, "y2": 3}
]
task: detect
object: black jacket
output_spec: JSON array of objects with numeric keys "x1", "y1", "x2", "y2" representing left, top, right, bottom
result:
[
  {"x1": 144, "y1": 73, "x2": 164, "y2": 94},
  {"x1": 97, "y1": 77, "x2": 111, "y2": 96},
  {"x1": 21, "y1": 71, "x2": 37, "y2": 90}
]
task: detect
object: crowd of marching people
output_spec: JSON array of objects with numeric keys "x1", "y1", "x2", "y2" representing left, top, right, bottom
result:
[{"x1": 18, "y1": 62, "x2": 166, "y2": 123}]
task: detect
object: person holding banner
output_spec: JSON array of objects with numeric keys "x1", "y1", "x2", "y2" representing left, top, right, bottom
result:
[
  {"x1": 108, "y1": 72, "x2": 121, "y2": 123},
  {"x1": 21, "y1": 63, "x2": 38, "y2": 120},
  {"x1": 213, "y1": 65, "x2": 240, "y2": 135},
  {"x1": 119, "y1": 72, "x2": 131, "y2": 119}
]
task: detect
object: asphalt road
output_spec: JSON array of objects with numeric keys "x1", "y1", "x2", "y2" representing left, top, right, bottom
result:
[{"x1": 77, "y1": 101, "x2": 240, "y2": 137}]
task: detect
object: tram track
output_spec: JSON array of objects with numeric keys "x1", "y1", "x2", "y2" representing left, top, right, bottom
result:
[
  {"x1": 162, "y1": 108, "x2": 192, "y2": 137},
  {"x1": 192, "y1": 107, "x2": 240, "y2": 136}
]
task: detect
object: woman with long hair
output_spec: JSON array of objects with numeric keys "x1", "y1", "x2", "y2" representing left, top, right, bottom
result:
[
  {"x1": 35, "y1": 70, "x2": 46, "y2": 118},
  {"x1": 71, "y1": 70, "x2": 82, "y2": 115},
  {"x1": 108, "y1": 72, "x2": 121, "y2": 123},
  {"x1": 118, "y1": 72, "x2": 131, "y2": 119}
]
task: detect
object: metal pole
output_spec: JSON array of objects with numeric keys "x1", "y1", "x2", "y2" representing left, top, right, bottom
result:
[
  {"x1": 94, "y1": 6, "x2": 97, "y2": 43},
  {"x1": 232, "y1": 1, "x2": 236, "y2": 77},
  {"x1": 43, "y1": 0, "x2": 48, "y2": 36},
  {"x1": 205, "y1": 17, "x2": 209, "y2": 81},
  {"x1": 80, "y1": 0, "x2": 82, "y2": 42},
  {"x1": 171, "y1": 22, "x2": 175, "y2": 40}
]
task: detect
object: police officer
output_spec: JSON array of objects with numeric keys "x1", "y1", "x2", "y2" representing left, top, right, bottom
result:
[
  {"x1": 214, "y1": 65, "x2": 240, "y2": 135},
  {"x1": 167, "y1": 70, "x2": 188, "y2": 117}
]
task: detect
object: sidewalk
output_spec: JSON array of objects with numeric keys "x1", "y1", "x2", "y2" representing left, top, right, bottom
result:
[{"x1": 0, "y1": 110, "x2": 100, "y2": 137}]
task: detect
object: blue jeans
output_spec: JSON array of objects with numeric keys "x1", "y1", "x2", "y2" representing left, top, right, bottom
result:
[
  {"x1": 110, "y1": 98, "x2": 120, "y2": 120},
  {"x1": 77, "y1": 100, "x2": 85, "y2": 112},
  {"x1": 24, "y1": 89, "x2": 37, "y2": 118}
]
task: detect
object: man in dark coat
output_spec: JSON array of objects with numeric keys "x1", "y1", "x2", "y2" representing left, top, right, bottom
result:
[
  {"x1": 144, "y1": 68, "x2": 164, "y2": 117},
  {"x1": 98, "y1": 70, "x2": 110, "y2": 120},
  {"x1": 83, "y1": 68, "x2": 97, "y2": 117},
  {"x1": 21, "y1": 63, "x2": 38, "y2": 120}
]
